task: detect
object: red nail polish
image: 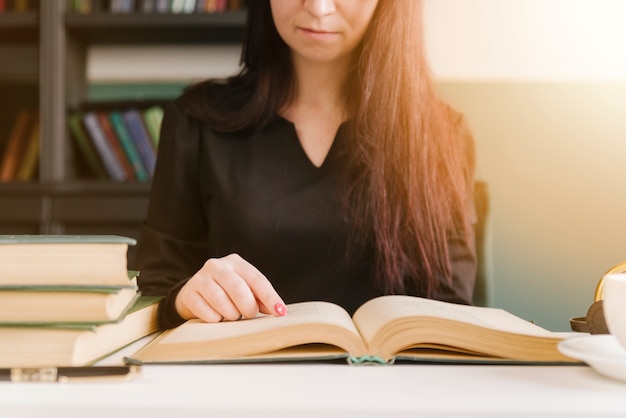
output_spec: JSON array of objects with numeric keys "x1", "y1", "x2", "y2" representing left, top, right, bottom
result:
[{"x1": 274, "y1": 302, "x2": 288, "y2": 316}]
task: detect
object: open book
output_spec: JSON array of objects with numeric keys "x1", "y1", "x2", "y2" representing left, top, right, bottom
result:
[{"x1": 127, "y1": 295, "x2": 577, "y2": 365}]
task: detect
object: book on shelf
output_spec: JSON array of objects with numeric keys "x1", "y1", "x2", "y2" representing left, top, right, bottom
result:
[
  {"x1": 0, "y1": 273, "x2": 140, "y2": 325},
  {"x1": 70, "y1": 0, "x2": 108, "y2": 13},
  {"x1": 83, "y1": 111, "x2": 129, "y2": 182},
  {"x1": 68, "y1": 0, "x2": 245, "y2": 13},
  {"x1": 96, "y1": 111, "x2": 137, "y2": 181},
  {"x1": 127, "y1": 295, "x2": 578, "y2": 366},
  {"x1": 122, "y1": 108, "x2": 157, "y2": 176},
  {"x1": 68, "y1": 102, "x2": 165, "y2": 181},
  {"x1": 142, "y1": 104, "x2": 164, "y2": 148},
  {"x1": 67, "y1": 112, "x2": 108, "y2": 179},
  {"x1": 170, "y1": 0, "x2": 194, "y2": 14},
  {"x1": 140, "y1": 0, "x2": 156, "y2": 13},
  {"x1": 0, "y1": 109, "x2": 37, "y2": 182},
  {"x1": 155, "y1": 0, "x2": 169, "y2": 13},
  {"x1": 0, "y1": 234, "x2": 136, "y2": 288},
  {"x1": 108, "y1": 110, "x2": 150, "y2": 182},
  {"x1": 0, "y1": 295, "x2": 162, "y2": 367},
  {"x1": 110, "y1": 0, "x2": 136, "y2": 12},
  {"x1": 14, "y1": 113, "x2": 39, "y2": 181},
  {"x1": 0, "y1": 0, "x2": 38, "y2": 12}
]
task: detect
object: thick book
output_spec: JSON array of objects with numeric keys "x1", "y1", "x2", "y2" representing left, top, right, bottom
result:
[
  {"x1": 0, "y1": 273, "x2": 140, "y2": 324},
  {"x1": 0, "y1": 296, "x2": 162, "y2": 367},
  {"x1": 0, "y1": 287, "x2": 139, "y2": 325},
  {"x1": 127, "y1": 295, "x2": 577, "y2": 365},
  {"x1": 0, "y1": 235, "x2": 136, "y2": 287}
]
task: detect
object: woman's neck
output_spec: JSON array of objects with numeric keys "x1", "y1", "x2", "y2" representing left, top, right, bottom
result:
[{"x1": 285, "y1": 55, "x2": 353, "y2": 119}]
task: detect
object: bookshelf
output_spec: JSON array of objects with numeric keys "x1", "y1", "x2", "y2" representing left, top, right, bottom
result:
[{"x1": 0, "y1": 0, "x2": 246, "y2": 266}]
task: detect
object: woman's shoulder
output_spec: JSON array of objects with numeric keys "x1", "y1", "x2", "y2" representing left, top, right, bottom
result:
[
  {"x1": 173, "y1": 78, "x2": 256, "y2": 133},
  {"x1": 175, "y1": 80, "x2": 231, "y2": 115}
]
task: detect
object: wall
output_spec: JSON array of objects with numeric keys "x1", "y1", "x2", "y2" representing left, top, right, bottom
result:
[
  {"x1": 87, "y1": 0, "x2": 626, "y2": 330},
  {"x1": 423, "y1": 0, "x2": 626, "y2": 330}
]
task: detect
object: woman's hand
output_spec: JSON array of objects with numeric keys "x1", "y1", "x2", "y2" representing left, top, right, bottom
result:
[{"x1": 175, "y1": 253, "x2": 288, "y2": 323}]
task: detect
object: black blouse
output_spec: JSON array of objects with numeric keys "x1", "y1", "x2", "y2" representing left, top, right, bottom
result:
[{"x1": 135, "y1": 100, "x2": 477, "y2": 329}]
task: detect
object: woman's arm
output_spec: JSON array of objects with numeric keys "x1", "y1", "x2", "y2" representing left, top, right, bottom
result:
[
  {"x1": 134, "y1": 101, "x2": 211, "y2": 328},
  {"x1": 135, "y1": 101, "x2": 286, "y2": 329}
]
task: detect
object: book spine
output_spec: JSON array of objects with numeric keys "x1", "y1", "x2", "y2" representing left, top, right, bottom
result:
[
  {"x1": 205, "y1": 0, "x2": 216, "y2": 12},
  {"x1": 140, "y1": 0, "x2": 156, "y2": 12},
  {"x1": 141, "y1": 105, "x2": 163, "y2": 148},
  {"x1": 109, "y1": 111, "x2": 149, "y2": 182},
  {"x1": 182, "y1": 0, "x2": 195, "y2": 13},
  {"x1": 155, "y1": 0, "x2": 168, "y2": 12},
  {"x1": 15, "y1": 115, "x2": 39, "y2": 181},
  {"x1": 0, "y1": 110, "x2": 33, "y2": 182},
  {"x1": 12, "y1": 0, "x2": 27, "y2": 11},
  {"x1": 72, "y1": 0, "x2": 93, "y2": 13},
  {"x1": 67, "y1": 113, "x2": 108, "y2": 179},
  {"x1": 97, "y1": 112, "x2": 136, "y2": 181},
  {"x1": 122, "y1": 109, "x2": 156, "y2": 177},
  {"x1": 170, "y1": 0, "x2": 185, "y2": 13},
  {"x1": 83, "y1": 112, "x2": 128, "y2": 181}
]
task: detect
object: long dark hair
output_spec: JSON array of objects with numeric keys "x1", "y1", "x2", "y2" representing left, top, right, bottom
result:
[{"x1": 181, "y1": 0, "x2": 475, "y2": 297}]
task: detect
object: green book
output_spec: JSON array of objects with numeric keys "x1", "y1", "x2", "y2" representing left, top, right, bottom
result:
[
  {"x1": 0, "y1": 235, "x2": 136, "y2": 288},
  {"x1": 0, "y1": 296, "x2": 162, "y2": 367},
  {"x1": 67, "y1": 112, "x2": 108, "y2": 179},
  {"x1": 0, "y1": 289, "x2": 140, "y2": 326},
  {"x1": 142, "y1": 105, "x2": 164, "y2": 149},
  {"x1": 109, "y1": 110, "x2": 150, "y2": 182}
]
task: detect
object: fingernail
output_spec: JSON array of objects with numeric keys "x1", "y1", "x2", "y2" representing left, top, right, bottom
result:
[{"x1": 274, "y1": 302, "x2": 288, "y2": 316}]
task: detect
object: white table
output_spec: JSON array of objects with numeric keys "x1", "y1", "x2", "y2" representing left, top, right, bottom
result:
[{"x1": 1, "y1": 337, "x2": 625, "y2": 418}]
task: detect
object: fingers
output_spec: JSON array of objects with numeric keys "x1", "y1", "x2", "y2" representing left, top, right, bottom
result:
[
  {"x1": 228, "y1": 255, "x2": 287, "y2": 317},
  {"x1": 175, "y1": 253, "x2": 287, "y2": 323}
]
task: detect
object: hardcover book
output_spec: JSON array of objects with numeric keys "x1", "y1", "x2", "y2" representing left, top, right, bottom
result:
[
  {"x1": 127, "y1": 295, "x2": 578, "y2": 366},
  {"x1": 0, "y1": 235, "x2": 136, "y2": 287},
  {"x1": 0, "y1": 296, "x2": 161, "y2": 367},
  {"x1": 0, "y1": 273, "x2": 140, "y2": 324}
]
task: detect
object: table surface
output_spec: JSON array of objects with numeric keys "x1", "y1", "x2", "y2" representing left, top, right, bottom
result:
[{"x1": 1, "y1": 335, "x2": 625, "y2": 418}]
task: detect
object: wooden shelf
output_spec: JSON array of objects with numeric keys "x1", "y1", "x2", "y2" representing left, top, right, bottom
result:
[
  {"x1": 0, "y1": 3, "x2": 245, "y2": 240},
  {"x1": 65, "y1": 11, "x2": 246, "y2": 44},
  {"x1": 0, "y1": 12, "x2": 38, "y2": 42}
]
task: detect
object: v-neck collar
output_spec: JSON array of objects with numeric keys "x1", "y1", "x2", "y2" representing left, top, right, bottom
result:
[{"x1": 275, "y1": 115, "x2": 346, "y2": 171}]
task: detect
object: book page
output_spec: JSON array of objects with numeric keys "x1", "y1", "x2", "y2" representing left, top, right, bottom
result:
[
  {"x1": 352, "y1": 295, "x2": 556, "y2": 347},
  {"x1": 133, "y1": 301, "x2": 369, "y2": 361},
  {"x1": 161, "y1": 301, "x2": 359, "y2": 343}
]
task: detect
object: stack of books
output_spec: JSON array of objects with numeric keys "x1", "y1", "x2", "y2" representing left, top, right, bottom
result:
[{"x1": 0, "y1": 235, "x2": 161, "y2": 367}]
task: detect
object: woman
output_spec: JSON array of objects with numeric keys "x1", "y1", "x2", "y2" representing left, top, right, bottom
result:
[{"x1": 135, "y1": 0, "x2": 477, "y2": 329}]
